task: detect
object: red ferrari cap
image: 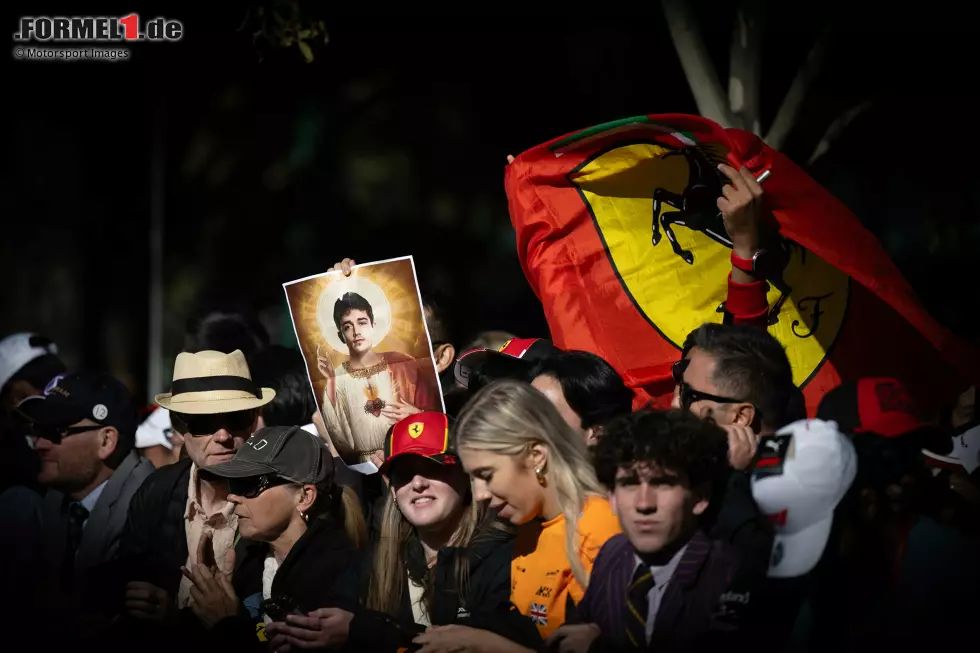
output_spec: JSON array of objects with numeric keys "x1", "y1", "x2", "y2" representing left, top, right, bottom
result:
[{"x1": 379, "y1": 412, "x2": 454, "y2": 476}]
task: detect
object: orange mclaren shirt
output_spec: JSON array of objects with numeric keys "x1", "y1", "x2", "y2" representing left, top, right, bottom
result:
[{"x1": 510, "y1": 495, "x2": 622, "y2": 638}]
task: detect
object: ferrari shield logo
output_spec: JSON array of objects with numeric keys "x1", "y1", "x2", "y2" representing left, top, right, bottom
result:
[
  {"x1": 408, "y1": 422, "x2": 424, "y2": 439},
  {"x1": 569, "y1": 140, "x2": 849, "y2": 387}
]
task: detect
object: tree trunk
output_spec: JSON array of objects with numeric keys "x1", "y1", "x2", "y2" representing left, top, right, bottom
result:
[
  {"x1": 728, "y1": 0, "x2": 764, "y2": 134},
  {"x1": 764, "y1": 24, "x2": 833, "y2": 151},
  {"x1": 148, "y1": 98, "x2": 166, "y2": 399},
  {"x1": 661, "y1": 0, "x2": 736, "y2": 128}
]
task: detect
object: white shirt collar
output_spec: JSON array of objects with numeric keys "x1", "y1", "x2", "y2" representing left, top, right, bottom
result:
[{"x1": 79, "y1": 479, "x2": 109, "y2": 514}]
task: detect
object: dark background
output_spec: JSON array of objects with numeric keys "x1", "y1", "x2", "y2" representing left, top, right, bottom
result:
[{"x1": 4, "y1": 1, "x2": 978, "y2": 403}]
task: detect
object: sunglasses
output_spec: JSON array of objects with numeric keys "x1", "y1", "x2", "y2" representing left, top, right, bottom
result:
[
  {"x1": 170, "y1": 409, "x2": 256, "y2": 437},
  {"x1": 30, "y1": 424, "x2": 100, "y2": 445},
  {"x1": 671, "y1": 359, "x2": 746, "y2": 410},
  {"x1": 228, "y1": 473, "x2": 293, "y2": 499}
]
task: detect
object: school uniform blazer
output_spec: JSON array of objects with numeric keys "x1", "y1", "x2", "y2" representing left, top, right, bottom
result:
[{"x1": 569, "y1": 530, "x2": 746, "y2": 652}]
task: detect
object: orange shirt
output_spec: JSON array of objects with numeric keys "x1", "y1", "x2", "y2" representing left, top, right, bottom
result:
[{"x1": 510, "y1": 495, "x2": 622, "y2": 638}]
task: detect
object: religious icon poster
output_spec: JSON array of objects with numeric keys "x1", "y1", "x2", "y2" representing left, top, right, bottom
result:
[{"x1": 283, "y1": 256, "x2": 444, "y2": 472}]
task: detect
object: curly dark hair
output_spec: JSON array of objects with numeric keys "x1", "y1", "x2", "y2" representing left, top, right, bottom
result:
[{"x1": 594, "y1": 409, "x2": 730, "y2": 493}]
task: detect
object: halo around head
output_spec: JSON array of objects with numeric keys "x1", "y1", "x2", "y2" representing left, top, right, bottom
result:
[{"x1": 317, "y1": 274, "x2": 392, "y2": 355}]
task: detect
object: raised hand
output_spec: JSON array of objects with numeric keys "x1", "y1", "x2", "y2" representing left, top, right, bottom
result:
[{"x1": 716, "y1": 163, "x2": 765, "y2": 259}]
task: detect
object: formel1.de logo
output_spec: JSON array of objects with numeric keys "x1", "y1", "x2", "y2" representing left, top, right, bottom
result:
[{"x1": 14, "y1": 14, "x2": 183, "y2": 42}]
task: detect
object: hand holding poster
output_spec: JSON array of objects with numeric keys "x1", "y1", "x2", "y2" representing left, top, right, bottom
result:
[{"x1": 283, "y1": 256, "x2": 444, "y2": 472}]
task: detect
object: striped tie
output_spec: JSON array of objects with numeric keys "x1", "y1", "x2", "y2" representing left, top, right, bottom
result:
[{"x1": 625, "y1": 565, "x2": 654, "y2": 649}]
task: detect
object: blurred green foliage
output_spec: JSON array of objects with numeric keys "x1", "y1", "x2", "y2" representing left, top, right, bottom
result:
[{"x1": 240, "y1": 0, "x2": 329, "y2": 63}]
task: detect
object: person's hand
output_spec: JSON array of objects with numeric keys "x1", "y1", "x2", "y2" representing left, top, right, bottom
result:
[
  {"x1": 370, "y1": 449, "x2": 385, "y2": 469},
  {"x1": 546, "y1": 623, "x2": 602, "y2": 653},
  {"x1": 414, "y1": 624, "x2": 494, "y2": 653},
  {"x1": 267, "y1": 627, "x2": 293, "y2": 653},
  {"x1": 180, "y1": 542, "x2": 238, "y2": 628},
  {"x1": 716, "y1": 163, "x2": 764, "y2": 260},
  {"x1": 331, "y1": 258, "x2": 356, "y2": 276},
  {"x1": 124, "y1": 581, "x2": 173, "y2": 622},
  {"x1": 266, "y1": 607, "x2": 354, "y2": 650},
  {"x1": 381, "y1": 398, "x2": 422, "y2": 423},
  {"x1": 722, "y1": 424, "x2": 759, "y2": 471},
  {"x1": 316, "y1": 343, "x2": 335, "y2": 381}
]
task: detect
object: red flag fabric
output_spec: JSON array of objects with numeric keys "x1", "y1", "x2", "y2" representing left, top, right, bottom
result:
[{"x1": 505, "y1": 114, "x2": 979, "y2": 415}]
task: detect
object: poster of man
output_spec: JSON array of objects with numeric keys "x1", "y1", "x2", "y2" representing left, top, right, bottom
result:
[{"x1": 283, "y1": 256, "x2": 443, "y2": 469}]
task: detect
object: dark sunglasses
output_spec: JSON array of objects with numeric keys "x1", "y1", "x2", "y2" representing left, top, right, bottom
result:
[
  {"x1": 31, "y1": 424, "x2": 99, "y2": 445},
  {"x1": 671, "y1": 359, "x2": 745, "y2": 410},
  {"x1": 170, "y1": 409, "x2": 255, "y2": 437},
  {"x1": 228, "y1": 473, "x2": 293, "y2": 499}
]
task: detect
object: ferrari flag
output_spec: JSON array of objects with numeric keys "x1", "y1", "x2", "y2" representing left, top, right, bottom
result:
[{"x1": 504, "y1": 114, "x2": 979, "y2": 414}]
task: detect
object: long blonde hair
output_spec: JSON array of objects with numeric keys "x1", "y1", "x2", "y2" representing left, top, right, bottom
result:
[
  {"x1": 454, "y1": 379, "x2": 606, "y2": 589},
  {"x1": 365, "y1": 465, "x2": 485, "y2": 615}
]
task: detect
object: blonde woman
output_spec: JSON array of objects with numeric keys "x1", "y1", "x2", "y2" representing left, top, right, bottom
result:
[
  {"x1": 414, "y1": 380, "x2": 621, "y2": 651},
  {"x1": 267, "y1": 412, "x2": 539, "y2": 652}
]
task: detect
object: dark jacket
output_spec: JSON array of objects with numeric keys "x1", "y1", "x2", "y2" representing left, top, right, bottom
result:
[
  {"x1": 710, "y1": 469, "x2": 774, "y2": 584},
  {"x1": 569, "y1": 531, "x2": 746, "y2": 652},
  {"x1": 349, "y1": 527, "x2": 541, "y2": 652},
  {"x1": 210, "y1": 512, "x2": 362, "y2": 649},
  {"x1": 110, "y1": 458, "x2": 249, "y2": 650}
]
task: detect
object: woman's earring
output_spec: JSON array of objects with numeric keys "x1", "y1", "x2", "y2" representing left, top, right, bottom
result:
[{"x1": 535, "y1": 467, "x2": 547, "y2": 487}]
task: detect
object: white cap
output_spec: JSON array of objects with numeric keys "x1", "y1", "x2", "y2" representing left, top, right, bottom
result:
[
  {"x1": 136, "y1": 407, "x2": 174, "y2": 450},
  {"x1": 751, "y1": 419, "x2": 857, "y2": 579},
  {"x1": 0, "y1": 333, "x2": 59, "y2": 390}
]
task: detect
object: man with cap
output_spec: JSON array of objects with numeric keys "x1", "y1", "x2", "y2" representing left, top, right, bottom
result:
[
  {"x1": 0, "y1": 332, "x2": 66, "y2": 494},
  {"x1": 817, "y1": 377, "x2": 954, "y2": 457},
  {"x1": 116, "y1": 349, "x2": 274, "y2": 644},
  {"x1": 16, "y1": 371, "x2": 154, "y2": 637}
]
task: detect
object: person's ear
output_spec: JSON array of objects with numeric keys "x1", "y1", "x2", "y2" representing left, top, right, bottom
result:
[
  {"x1": 584, "y1": 427, "x2": 599, "y2": 447},
  {"x1": 731, "y1": 403, "x2": 756, "y2": 428},
  {"x1": 608, "y1": 489, "x2": 619, "y2": 518},
  {"x1": 97, "y1": 426, "x2": 120, "y2": 462},
  {"x1": 528, "y1": 443, "x2": 548, "y2": 474},
  {"x1": 691, "y1": 481, "x2": 711, "y2": 516},
  {"x1": 433, "y1": 343, "x2": 456, "y2": 374},
  {"x1": 297, "y1": 484, "x2": 318, "y2": 513}
]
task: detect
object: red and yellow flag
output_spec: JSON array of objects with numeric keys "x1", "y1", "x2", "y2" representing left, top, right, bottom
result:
[{"x1": 505, "y1": 114, "x2": 979, "y2": 415}]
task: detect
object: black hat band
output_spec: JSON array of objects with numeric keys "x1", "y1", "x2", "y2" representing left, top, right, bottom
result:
[{"x1": 170, "y1": 376, "x2": 261, "y2": 399}]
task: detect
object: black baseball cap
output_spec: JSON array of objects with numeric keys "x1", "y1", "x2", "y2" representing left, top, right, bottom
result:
[
  {"x1": 16, "y1": 371, "x2": 137, "y2": 436},
  {"x1": 202, "y1": 425, "x2": 334, "y2": 485},
  {"x1": 453, "y1": 337, "x2": 560, "y2": 389}
]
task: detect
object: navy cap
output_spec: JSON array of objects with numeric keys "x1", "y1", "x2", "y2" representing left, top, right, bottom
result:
[{"x1": 17, "y1": 371, "x2": 137, "y2": 436}]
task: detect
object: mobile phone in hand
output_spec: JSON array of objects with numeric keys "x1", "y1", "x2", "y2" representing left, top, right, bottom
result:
[{"x1": 261, "y1": 596, "x2": 300, "y2": 622}]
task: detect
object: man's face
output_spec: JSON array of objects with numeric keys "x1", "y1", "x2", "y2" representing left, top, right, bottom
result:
[
  {"x1": 340, "y1": 309, "x2": 374, "y2": 355},
  {"x1": 175, "y1": 409, "x2": 256, "y2": 468},
  {"x1": 610, "y1": 461, "x2": 707, "y2": 555},
  {"x1": 34, "y1": 419, "x2": 106, "y2": 493},
  {"x1": 670, "y1": 347, "x2": 739, "y2": 425}
]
